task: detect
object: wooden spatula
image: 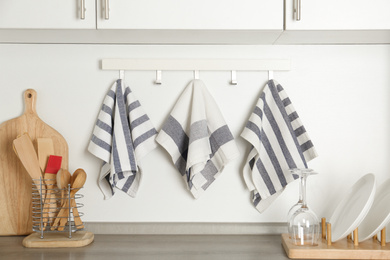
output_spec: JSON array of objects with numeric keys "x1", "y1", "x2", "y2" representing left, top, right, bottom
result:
[
  {"x1": 37, "y1": 138, "x2": 54, "y2": 201},
  {"x1": 41, "y1": 155, "x2": 62, "y2": 227},
  {"x1": 37, "y1": 138, "x2": 54, "y2": 173},
  {"x1": 13, "y1": 133, "x2": 44, "y2": 195}
]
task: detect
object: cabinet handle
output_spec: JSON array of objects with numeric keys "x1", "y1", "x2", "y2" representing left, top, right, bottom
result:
[
  {"x1": 104, "y1": 0, "x2": 110, "y2": 20},
  {"x1": 80, "y1": 0, "x2": 86, "y2": 20},
  {"x1": 294, "y1": 0, "x2": 301, "y2": 21}
]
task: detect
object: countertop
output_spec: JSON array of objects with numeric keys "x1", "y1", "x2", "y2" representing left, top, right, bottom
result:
[{"x1": 0, "y1": 234, "x2": 291, "y2": 260}]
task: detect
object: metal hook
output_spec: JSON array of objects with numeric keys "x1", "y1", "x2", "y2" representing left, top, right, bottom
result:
[
  {"x1": 231, "y1": 70, "x2": 237, "y2": 85},
  {"x1": 119, "y1": 70, "x2": 125, "y2": 80},
  {"x1": 194, "y1": 70, "x2": 200, "y2": 80},
  {"x1": 268, "y1": 70, "x2": 273, "y2": 81},
  {"x1": 155, "y1": 70, "x2": 162, "y2": 85}
]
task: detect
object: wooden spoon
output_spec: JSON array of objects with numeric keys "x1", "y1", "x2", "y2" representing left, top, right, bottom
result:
[
  {"x1": 51, "y1": 169, "x2": 72, "y2": 230},
  {"x1": 69, "y1": 169, "x2": 87, "y2": 230},
  {"x1": 56, "y1": 169, "x2": 71, "y2": 207},
  {"x1": 54, "y1": 168, "x2": 86, "y2": 231}
]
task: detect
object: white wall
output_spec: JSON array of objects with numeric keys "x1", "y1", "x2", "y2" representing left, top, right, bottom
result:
[{"x1": 0, "y1": 44, "x2": 389, "y2": 223}]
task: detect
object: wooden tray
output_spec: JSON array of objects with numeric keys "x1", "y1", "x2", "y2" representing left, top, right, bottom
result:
[
  {"x1": 282, "y1": 233, "x2": 390, "y2": 259},
  {"x1": 22, "y1": 231, "x2": 94, "y2": 248}
]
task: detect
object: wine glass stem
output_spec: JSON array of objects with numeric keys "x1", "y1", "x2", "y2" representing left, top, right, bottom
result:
[
  {"x1": 301, "y1": 175, "x2": 308, "y2": 208},
  {"x1": 298, "y1": 176, "x2": 303, "y2": 203}
]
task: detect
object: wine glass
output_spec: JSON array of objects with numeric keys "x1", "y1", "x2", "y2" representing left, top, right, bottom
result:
[
  {"x1": 286, "y1": 168, "x2": 303, "y2": 237},
  {"x1": 287, "y1": 168, "x2": 319, "y2": 246}
]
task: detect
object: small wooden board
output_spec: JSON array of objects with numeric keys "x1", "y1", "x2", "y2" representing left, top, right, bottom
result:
[
  {"x1": 22, "y1": 231, "x2": 94, "y2": 248},
  {"x1": 282, "y1": 233, "x2": 390, "y2": 259}
]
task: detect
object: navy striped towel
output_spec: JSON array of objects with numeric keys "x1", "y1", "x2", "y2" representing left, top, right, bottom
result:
[
  {"x1": 156, "y1": 79, "x2": 240, "y2": 198},
  {"x1": 241, "y1": 80, "x2": 318, "y2": 213},
  {"x1": 88, "y1": 79, "x2": 158, "y2": 199}
]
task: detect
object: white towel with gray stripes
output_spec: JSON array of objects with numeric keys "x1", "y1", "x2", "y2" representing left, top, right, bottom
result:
[
  {"x1": 241, "y1": 80, "x2": 318, "y2": 213},
  {"x1": 156, "y1": 79, "x2": 239, "y2": 199},
  {"x1": 88, "y1": 79, "x2": 158, "y2": 199}
]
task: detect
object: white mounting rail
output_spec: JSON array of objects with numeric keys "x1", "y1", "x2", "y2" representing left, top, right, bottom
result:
[{"x1": 101, "y1": 59, "x2": 291, "y2": 71}]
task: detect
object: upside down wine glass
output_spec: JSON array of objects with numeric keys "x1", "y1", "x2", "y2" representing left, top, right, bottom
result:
[
  {"x1": 287, "y1": 168, "x2": 314, "y2": 236},
  {"x1": 287, "y1": 171, "x2": 303, "y2": 231},
  {"x1": 288, "y1": 168, "x2": 319, "y2": 246}
]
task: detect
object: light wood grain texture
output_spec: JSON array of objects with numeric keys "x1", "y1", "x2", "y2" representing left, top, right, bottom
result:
[
  {"x1": 56, "y1": 169, "x2": 86, "y2": 231},
  {"x1": 22, "y1": 231, "x2": 94, "y2": 248},
  {"x1": 321, "y1": 218, "x2": 326, "y2": 239},
  {"x1": 42, "y1": 155, "x2": 62, "y2": 227},
  {"x1": 327, "y1": 223, "x2": 332, "y2": 245},
  {"x1": 37, "y1": 138, "x2": 54, "y2": 207},
  {"x1": 13, "y1": 133, "x2": 43, "y2": 193},
  {"x1": 354, "y1": 228, "x2": 359, "y2": 246},
  {"x1": 381, "y1": 228, "x2": 386, "y2": 247},
  {"x1": 41, "y1": 173, "x2": 56, "y2": 227},
  {"x1": 70, "y1": 169, "x2": 86, "y2": 230},
  {"x1": 0, "y1": 89, "x2": 68, "y2": 236},
  {"x1": 282, "y1": 233, "x2": 390, "y2": 259},
  {"x1": 37, "y1": 138, "x2": 54, "y2": 172}
]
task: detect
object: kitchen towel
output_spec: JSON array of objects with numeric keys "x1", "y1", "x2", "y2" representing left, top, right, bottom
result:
[
  {"x1": 88, "y1": 79, "x2": 158, "y2": 199},
  {"x1": 241, "y1": 79, "x2": 317, "y2": 213},
  {"x1": 156, "y1": 79, "x2": 239, "y2": 199}
]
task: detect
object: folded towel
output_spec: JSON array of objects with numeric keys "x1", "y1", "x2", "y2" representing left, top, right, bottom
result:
[
  {"x1": 156, "y1": 79, "x2": 239, "y2": 198},
  {"x1": 241, "y1": 80, "x2": 318, "y2": 213},
  {"x1": 88, "y1": 79, "x2": 158, "y2": 199}
]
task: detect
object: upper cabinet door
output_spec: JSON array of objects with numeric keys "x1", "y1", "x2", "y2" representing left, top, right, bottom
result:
[
  {"x1": 285, "y1": 0, "x2": 390, "y2": 30},
  {"x1": 96, "y1": 0, "x2": 283, "y2": 30},
  {"x1": 0, "y1": 0, "x2": 95, "y2": 29}
]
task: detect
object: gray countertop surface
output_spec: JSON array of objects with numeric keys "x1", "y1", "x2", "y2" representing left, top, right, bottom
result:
[{"x1": 0, "y1": 234, "x2": 292, "y2": 260}]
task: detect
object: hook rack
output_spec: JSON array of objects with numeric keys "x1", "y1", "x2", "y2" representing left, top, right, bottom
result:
[{"x1": 101, "y1": 59, "x2": 290, "y2": 85}]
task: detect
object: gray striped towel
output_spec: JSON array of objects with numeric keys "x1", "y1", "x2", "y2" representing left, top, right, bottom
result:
[
  {"x1": 156, "y1": 79, "x2": 240, "y2": 198},
  {"x1": 241, "y1": 80, "x2": 318, "y2": 213},
  {"x1": 88, "y1": 79, "x2": 158, "y2": 199}
]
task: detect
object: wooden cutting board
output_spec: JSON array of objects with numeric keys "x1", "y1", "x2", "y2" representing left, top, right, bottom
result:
[{"x1": 0, "y1": 89, "x2": 68, "y2": 235}]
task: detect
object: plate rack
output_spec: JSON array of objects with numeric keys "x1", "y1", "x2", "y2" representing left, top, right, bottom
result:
[{"x1": 282, "y1": 217, "x2": 390, "y2": 259}]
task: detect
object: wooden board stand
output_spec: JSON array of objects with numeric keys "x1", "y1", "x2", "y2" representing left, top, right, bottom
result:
[
  {"x1": 282, "y1": 218, "x2": 389, "y2": 259},
  {"x1": 22, "y1": 231, "x2": 94, "y2": 248}
]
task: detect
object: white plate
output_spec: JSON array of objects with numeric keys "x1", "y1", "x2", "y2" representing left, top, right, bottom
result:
[
  {"x1": 358, "y1": 178, "x2": 390, "y2": 242},
  {"x1": 328, "y1": 173, "x2": 376, "y2": 242}
]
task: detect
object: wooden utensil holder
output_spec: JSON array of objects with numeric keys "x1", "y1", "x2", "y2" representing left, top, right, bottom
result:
[{"x1": 282, "y1": 217, "x2": 390, "y2": 259}]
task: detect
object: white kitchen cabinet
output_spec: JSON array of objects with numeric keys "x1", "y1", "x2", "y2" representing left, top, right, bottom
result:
[
  {"x1": 285, "y1": 0, "x2": 390, "y2": 30},
  {"x1": 277, "y1": 0, "x2": 390, "y2": 44},
  {"x1": 0, "y1": 0, "x2": 389, "y2": 44},
  {"x1": 96, "y1": 0, "x2": 283, "y2": 30},
  {"x1": 0, "y1": 0, "x2": 95, "y2": 29}
]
